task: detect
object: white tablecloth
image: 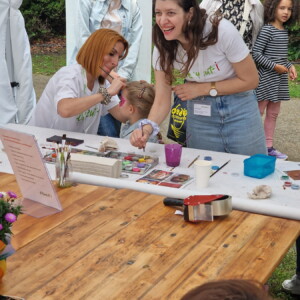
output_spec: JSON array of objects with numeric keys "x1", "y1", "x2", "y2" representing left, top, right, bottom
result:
[{"x1": 1, "y1": 123, "x2": 300, "y2": 221}]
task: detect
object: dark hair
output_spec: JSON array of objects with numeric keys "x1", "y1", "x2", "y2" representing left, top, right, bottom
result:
[
  {"x1": 124, "y1": 81, "x2": 155, "y2": 119},
  {"x1": 153, "y1": 0, "x2": 221, "y2": 84},
  {"x1": 264, "y1": 0, "x2": 299, "y2": 26},
  {"x1": 77, "y1": 29, "x2": 129, "y2": 83},
  {"x1": 181, "y1": 279, "x2": 273, "y2": 300}
]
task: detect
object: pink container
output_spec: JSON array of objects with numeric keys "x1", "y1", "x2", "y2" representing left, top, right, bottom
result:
[{"x1": 164, "y1": 144, "x2": 182, "y2": 167}]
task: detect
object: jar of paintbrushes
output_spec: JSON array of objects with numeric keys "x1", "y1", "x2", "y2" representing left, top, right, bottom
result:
[{"x1": 55, "y1": 135, "x2": 72, "y2": 188}]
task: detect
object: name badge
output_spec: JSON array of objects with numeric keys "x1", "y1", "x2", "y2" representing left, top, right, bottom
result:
[{"x1": 194, "y1": 102, "x2": 211, "y2": 116}]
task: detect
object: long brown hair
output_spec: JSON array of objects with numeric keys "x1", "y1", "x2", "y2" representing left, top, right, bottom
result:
[
  {"x1": 153, "y1": 0, "x2": 221, "y2": 84},
  {"x1": 263, "y1": 0, "x2": 299, "y2": 26},
  {"x1": 76, "y1": 29, "x2": 129, "y2": 82}
]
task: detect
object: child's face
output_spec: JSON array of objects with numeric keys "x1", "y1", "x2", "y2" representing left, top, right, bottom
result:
[
  {"x1": 119, "y1": 92, "x2": 128, "y2": 107},
  {"x1": 275, "y1": 0, "x2": 293, "y2": 24},
  {"x1": 118, "y1": 90, "x2": 132, "y2": 122}
]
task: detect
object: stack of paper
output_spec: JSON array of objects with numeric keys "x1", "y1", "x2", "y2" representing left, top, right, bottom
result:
[{"x1": 71, "y1": 153, "x2": 122, "y2": 178}]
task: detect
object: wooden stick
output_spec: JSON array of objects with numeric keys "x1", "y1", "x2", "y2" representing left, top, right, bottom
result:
[
  {"x1": 188, "y1": 155, "x2": 200, "y2": 168},
  {"x1": 99, "y1": 67, "x2": 114, "y2": 80},
  {"x1": 141, "y1": 126, "x2": 145, "y2": 153},
  {"x1": 85, "y1": 145, "x2": 98, "y2": 150},
  {"x1": 210, "y1": 160, "x2": 231, "y2": 177}
]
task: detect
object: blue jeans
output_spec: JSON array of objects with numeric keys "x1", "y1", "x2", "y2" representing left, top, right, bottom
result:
[
  {"x1": 97, "y1": 113, "x2": 121, "y2": 137},
  {"x1": 186, "y1": 90, "x2": 267, "y2": 156}
]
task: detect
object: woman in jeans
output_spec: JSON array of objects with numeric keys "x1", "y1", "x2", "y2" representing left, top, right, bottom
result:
[{"x1": 130, "y1": 0, "x2": 266, "y2": 156}]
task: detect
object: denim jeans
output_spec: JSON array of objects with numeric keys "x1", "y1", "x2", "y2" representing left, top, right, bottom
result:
[
  {"x1": 186, "y1": 90, "x2": 267, "y2": 156},
  {"x1": 97, "y1": 113, "x2": 121, "y2": 137}
]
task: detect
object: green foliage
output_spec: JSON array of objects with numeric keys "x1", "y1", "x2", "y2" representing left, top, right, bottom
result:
[
  {"x1": 267, "y1": 247, "x2": 297, "y2": 300},
  {"x1": 20, "y1": 0, "x2": 65, "y2": 41},
  {"x1": 289, "y1": 64, "x2": 300, "y2": 98},
  {"x1": 0, "y1": 192, "x2": 22, "y2": 244},
  {"x1": 288, "y1": 23, "x2": 300, "y2": 61},
  {"x1": 32, "y1": 53, "x2": 66, "y2": 75}
]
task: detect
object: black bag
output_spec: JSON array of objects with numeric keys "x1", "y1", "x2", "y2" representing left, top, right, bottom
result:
[{"x1": 167, "y1": 93, "x2": 188, "y2": 146}]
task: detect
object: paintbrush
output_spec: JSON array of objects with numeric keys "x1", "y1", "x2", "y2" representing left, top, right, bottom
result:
[
  {"x1": 188, "y1": 155, "x2": 200, "y2": 168},
  {"x1": 210, "y1": 159, "x2": 231, "y2": 177},
  {"x1": 85, "y1": 145, "x2": 99, "y2": 150},
  {"x1": 141, "y1": 126, "x2": 145, "y2": 154},
  {"x1": 99, "y1": 66, "x2": 114, "y2": 80},
  {"x1": 183, "y1": 133, "x2": 191, "y2": 146}
]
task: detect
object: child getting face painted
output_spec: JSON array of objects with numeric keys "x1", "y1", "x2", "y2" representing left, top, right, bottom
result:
[{"x1": 118, "y1": 81, "x2": 161, "y2": 143}]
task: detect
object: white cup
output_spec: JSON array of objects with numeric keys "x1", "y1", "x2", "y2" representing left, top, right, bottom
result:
[{"x1": 194, "y1": 160, "x2": 212, "y2": 188}]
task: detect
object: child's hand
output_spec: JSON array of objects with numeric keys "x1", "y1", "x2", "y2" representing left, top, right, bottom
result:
[
  {"x1": 289, "y1": 65, "x2": 298, "y2": 81},
  {"x1": 130, "y1": 127, "x2": 149, "y2": 149},
  {"x1": 274, "y1": 64, "x2": 288, "y2": 74}
]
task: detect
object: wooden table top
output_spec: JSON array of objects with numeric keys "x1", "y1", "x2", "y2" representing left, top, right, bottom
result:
[{"x1": 0, "y1": 173, "x2": 299, "y2": 300}]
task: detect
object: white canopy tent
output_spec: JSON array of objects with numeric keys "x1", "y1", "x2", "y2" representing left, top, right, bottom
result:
[
  {"x1": 65, "y1": 0, "x2": 152, "y2": 82},
  {"x1": 0, "y1": 0, "x2": 36, "y2": 124}
]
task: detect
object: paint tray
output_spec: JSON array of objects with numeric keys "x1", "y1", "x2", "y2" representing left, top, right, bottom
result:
[{"x1": 244, "y1": 154, "x2": 276, "y2": 179}]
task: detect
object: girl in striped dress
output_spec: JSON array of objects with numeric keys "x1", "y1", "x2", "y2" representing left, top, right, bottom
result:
[{"x1": 253, "y1": 0, "x2": 298, "y2": 160}]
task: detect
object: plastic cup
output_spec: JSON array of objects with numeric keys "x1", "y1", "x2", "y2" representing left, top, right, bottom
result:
[
  {"x1": 194, "y1": 160, "x2": 212, "y2": 188},
  {"x1": 164, "y1": 144, "x2": 182, "y2": 167}
]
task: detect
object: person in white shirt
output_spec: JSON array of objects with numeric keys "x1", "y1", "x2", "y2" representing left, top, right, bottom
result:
[
  {"x1": 68, "y1": 0, "x2": 143, "y2": 137},
  {"x1": 130, "y1": 0, "x2": 266, "y2": 156},
  {"x1": 29, "y1": 29, "x2": 128, "y2": 134}
]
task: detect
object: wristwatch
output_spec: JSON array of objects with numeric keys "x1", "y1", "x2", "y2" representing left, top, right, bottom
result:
[
  {"x1": 209, "y1": 82, "x2": 218, "y2": 97},
  {"x1": 98, "y1": 87, "x2": 112, "y2": 105}
]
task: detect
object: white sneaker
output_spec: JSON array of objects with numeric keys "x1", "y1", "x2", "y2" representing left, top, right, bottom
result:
[{"x1": 282, "y1": 274, "x2": 300, "y2": 295}]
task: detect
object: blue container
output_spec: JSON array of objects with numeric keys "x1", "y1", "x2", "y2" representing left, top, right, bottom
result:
[{"x1": 244, "y1": 154, "x2": 276, "y2": 179}]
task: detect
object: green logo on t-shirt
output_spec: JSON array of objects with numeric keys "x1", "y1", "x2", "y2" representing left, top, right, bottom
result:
[{"x1": 76, "y1": 107, "x2": 100, "y2": 122}]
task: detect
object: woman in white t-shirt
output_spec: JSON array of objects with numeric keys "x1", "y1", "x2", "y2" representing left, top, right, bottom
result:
[
  {"x1": 29, "y1": 29, "x2": 129, "y2": 134},
  {"x1": 130, "y1": 0, "x2": 266, "y2": 156}
]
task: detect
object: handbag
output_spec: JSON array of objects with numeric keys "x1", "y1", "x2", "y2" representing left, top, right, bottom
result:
[{"x1": 167, "y1": 93, "x2": 188, "y2": 146}]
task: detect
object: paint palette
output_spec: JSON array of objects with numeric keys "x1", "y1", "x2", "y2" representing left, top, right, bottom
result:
[
  {"x1": 43, "y1": 149, "x2": 159, "y2": 175},
  {"x1": 105, "y1": 151, "x2": 159, "y2": 174}
]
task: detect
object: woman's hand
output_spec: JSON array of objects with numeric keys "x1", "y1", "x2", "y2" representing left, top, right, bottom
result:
[
  {"x1": 130, "y1": 126, "x2": 151, "y2": 149},
  {"x1": 172, "y1": 82, "x2": 201, "y2": 100},
  {"x1": 274, "y1": 64, "x2": 288, "y2": 74},
  {"x1": 106, "y1": 70, "x2": 125, "y2": 84},
  {"x1": 107, "y1": 77, "x2": 126, "y2": 96}
]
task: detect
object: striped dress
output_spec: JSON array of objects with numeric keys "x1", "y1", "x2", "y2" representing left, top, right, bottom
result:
[{"x1": 253, "y1": 24, "x2": 292, "y2": 102}]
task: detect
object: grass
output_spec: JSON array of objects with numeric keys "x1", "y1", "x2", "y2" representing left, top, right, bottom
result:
[
  {"x1": 32, "y1": 53, "x2": 66, "y2": 76},
  {"x1": 289, "y1": 64, "x2": 300, "y2": 98},
  {"x1": 268, "y1": 247, "x2": 298, "y2": 300}
]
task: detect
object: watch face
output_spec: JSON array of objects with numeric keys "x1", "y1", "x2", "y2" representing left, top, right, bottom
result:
[{"x1": 209, "y1": 88, "x2": 218, "y2": 97}]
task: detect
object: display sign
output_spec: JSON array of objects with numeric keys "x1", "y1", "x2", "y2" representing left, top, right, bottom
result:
[{"x1": 0, "y1": 127, "x2": 62, "y2": 217}]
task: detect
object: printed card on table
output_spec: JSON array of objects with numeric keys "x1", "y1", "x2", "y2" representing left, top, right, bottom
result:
[
  {"x1": 136, "y1": 169, "x2": 193, "y2": 188},
  {"x1": 0, "y1": 127, "x2": 62, "y2": 217}
]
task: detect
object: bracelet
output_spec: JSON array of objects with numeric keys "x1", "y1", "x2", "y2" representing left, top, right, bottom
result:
[
  {"x1": 139, "y1": 119, "x2": 160, "y2": 138},
  {"x1": 98, "y1": 87, "x2": 112, "y2": 105}
]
